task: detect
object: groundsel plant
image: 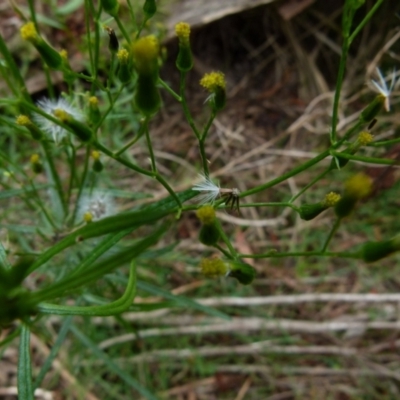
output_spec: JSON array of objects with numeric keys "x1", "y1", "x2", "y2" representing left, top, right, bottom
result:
[{"x1": 0, "y1": 0, "x2": 399, "y2": 397}]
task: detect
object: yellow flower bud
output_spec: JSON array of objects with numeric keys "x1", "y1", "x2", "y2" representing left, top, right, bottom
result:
[
  {"x1": 200, "y1": 72, "x2": 226, "y2": 92},
  {"x1": 344, "y1": 173, "x2": 373, "y2": 200},
  {"x1": 132, "y1": 35, "x2": 159, "y2": 75},
  {"x1": 20, "y1": 22, "x2": 39, "y2": 42},
  {"x1": 91, "y1": 150, "x2": 101, "y2": 160},
  {"x1": 16, "y1": 115, "x2": 32, "y2": 126},
  {"x1": 30, "y1": 154, "x2": 40, "y2": 164},
  {"x1": 200, "y1": 258, "x2": 228, "y2": 278},
  {"x1": 357, "y1": 131, "x2": 374, "y2": 146},
  {"x1": 322, "y1": 192, "x2": 341, "y2": 207},
  {"x1": 83, "y1": 212, "x2": 93, "y2": 223},
  {"x1": 196, "y1": 205, "x2": 216, "y2": 225},
  {"x1": 175, "y1": 22, "x2": 191, "y2": 44}
]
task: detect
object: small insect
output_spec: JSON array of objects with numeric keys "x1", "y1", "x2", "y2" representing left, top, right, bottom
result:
[{"x1": 192, "y1": 175, "x2": 241, "y2": 212}]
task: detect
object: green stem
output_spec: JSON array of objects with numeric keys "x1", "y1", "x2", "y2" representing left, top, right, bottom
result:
[
  {"x1": 330, "y1": 40, "x2": 349, "y2": 144},
  {"x1": 41, "y1": 141, "x2": 66, "y2": 216},
  {"x1": 94, "y1": 141, "x2": 152, "y2": 176},
  {"x1": 154, "y1": 174, "x2": 182, "y2": 208},
  {"x1": 71, "y1": 145, "x2": 91, "y2": 225},
  {"x1": 114, "y1": 122, "x2": 146, "y2": 156},
  {"x1": 144, "y1": 119, "x2": 157, "y2": 173},
  {"x1": 290, "y1": 169, "x2": 330, "y2": 203},
  {"x1": 114, "y1": 15, "x2": 131, "y2": 44},
  {"x1": 179, "y1": 72, "x2": 200, "y2": 138},
  {"x1": 321, "y1": 218, "x2": 341, "y2": 252},
  {"x1": 213, "y1": 244, "x2": 233, "y2": 259},
  {"x1": 198, "y1": 110, "x2": 216, "y2": 177},
  {"x1": 159, "y1": 78, "x2": 182, "y2": 101},
  {"x1": 348, "y1": 0, "x2": 385, "y2": 45},
  {"x1": 215, "y1": 219, "x2": 236, "y2": 258},
  {"x1": 0, "y1": 33, "x2": 30, "y2": 103},
  {"x1": 238, "y1": 250, "x2": 360, "y2": 259},
  {"x1": 330, "y1": 150, "x2": 400, "y2": 165},
  {"x1": 241, "y1": 150, "x2": 330, "y2": 198}
]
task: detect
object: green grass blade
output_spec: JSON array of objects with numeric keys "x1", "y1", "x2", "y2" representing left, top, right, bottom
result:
[
  {"x1": 137, "y1": 281, "x2": 230, "y2": 320},
  {"x1": 18, "y1": 324, "x2": 34, "y2": 400},
  {"x1": 70, "y1": 325, "x2": 159, "y2": 400}
]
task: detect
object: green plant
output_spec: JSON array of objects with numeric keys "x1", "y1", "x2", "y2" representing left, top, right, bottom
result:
[{"x1": 0, "y1": 0, "x2": 399, "y2": 398}]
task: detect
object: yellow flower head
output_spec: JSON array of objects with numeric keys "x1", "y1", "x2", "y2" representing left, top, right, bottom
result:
[
  {"x1": 53, "y1": 108, "x2": 70, "y2": 123},
  {"x1": 345, "y1": 173, "x2": 373, "y2": 199},
  {"x1": 357, "y1": 131, "x2": 374, "y2": 146},
  {"x1": 175, "y1": 22, "x2": 190, "y2": 43},
  {"x1": 16, "y1": 115, "x2": 32, "y2": 126},
  {"x1": 91, "y1": 150, "x2": 100, "y2": 160},
  {"x1": 196, "y1": 205, "x2": 216, "y2": 225},
  {"x1": 132, "y1": 35, "x2": 159, "y2": 73},
  {"x1": 322, "y1": 192, "x2": 341, "y2": 207},
  {"x1": 89, "y1": 96, "x2": 99, "y2": 106},
  {"x1": 200, "y1": 71, "x2": 226, "y2": 92},
  {"x1": 83, "y1": 211, "x2": 93, "y2": 223},
  {"x1": 117, "y1": 48, "x2": 130, "y2": 63},
  {"x1": 20, "y1": 22, "x2": 39, "y2": 42},
  {"x1": 30, "y1": 154, "x2": 40, "y2": 164},
  {"x1": 200, "y1": 258, "x2": 228, "y2": 278},
  {"x1": 59, "y1": 49, "x2": 68, "y2": 60}
]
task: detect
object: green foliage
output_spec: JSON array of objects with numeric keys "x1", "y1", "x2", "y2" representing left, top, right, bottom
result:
[{"x1": 0, "y1": 0, "x2": 398, "y2": 397}]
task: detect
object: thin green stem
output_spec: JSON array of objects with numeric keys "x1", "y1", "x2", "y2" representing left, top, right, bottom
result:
[
  {"x1": 198, "y1": 110, "x2": 216, "y2": 177},
  {"x1": 215, "y1": 219, "x2": 236, "y2": 258},
  {"x1": 330, "y1": 40, "x2": 349, "y2": 144},
  {"x1": 179, "y1": 72, "x2": 200, "y2": 138},
  {"x1": 158, "y1": 78, "x2": 182, "y2": 102},
  {"x1": 154, "y1": 174, "x2": 182, "y2": 208},
  {"x1": 71, "y1": 145, "x2": 91, "y2": 225},
  {"x1": 144, "y1": 119, "x2": 157, "y2": 173},
  {"x1": 241, "y1": 150, "x2": 330, "y2": 198},
  {"x1": 114, "y1": 122, "x2": 146, "y2": 156},
  {"x1": 330, "y1": 150, "x2": 400, "y2": 166},
  {"x1": 114, "y1": 15, "x2": 131, "y2": 44},
  {"x1": 213, "y1": 244, "x2": 233, "y2": 259},
  {"x1": 65, "y1": 143, "x2": 77, "y2": 207},
  {"x1": 94, "y1": 85, "x2": 124, "y2": 131},
  {"x1": 321, "y1": 218, "x2": 341, "y2": 252},
  {"x1": 94, "y1": 141, "x2": 153, "y2": 176},
  {"x1": 43, "y1": 65, "x2": 55, "y2": 99},
  {"x1": 126, "y1": 0, "x2": 137, "y2": 26},
  {"x1": 0, "y1": 33, "x2": 30, "y2": 103},
  {"x1": 41, "y1": 141, "x2": 66, "y2": 216},
  {"x1": 289, "y1": 169, "x2": 330, "y2": 203},
  {"x1": 348, "y1": 0, "x2": 385, "y2": 45},
  {"x1": 238, "y1": 250, "x2": 360, "y2": 259}
]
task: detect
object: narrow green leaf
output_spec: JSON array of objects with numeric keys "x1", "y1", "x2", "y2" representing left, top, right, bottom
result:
[
  {"x1": 29, "y1": 226, "x2": 166, "y2": 304},
  {"x1": 137, "y1": 281, "x2": 230, "y2": 320},
  {"x1": 0, "y1": 241, "x2": 11, "y2": 271},
  {"x1": 38, "y1": 261, "x2": 137, "y2": 316},
  {"x1": 70, "y1": 325, "x2": 158, "y2": 400},
  {"x1": 18, "y1": 324, "x2": 34, "y2": 400},
  {"x1": 28, "y1": 188, "x2": 197, "y2": 274},
  {"x1": 33, "y1": 316, "x2": 73, "y2": 390}
]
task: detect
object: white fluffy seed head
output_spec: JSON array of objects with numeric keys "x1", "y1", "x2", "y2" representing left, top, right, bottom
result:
[
  {"x1": 78, "y1": 191, "x2": 115, "y2": 222},
  {"x1": 192, "y1": 174, "x2": 220, "y2": 204},
  {"x1": 35, "y1": 97, "x2": 83, "y2": 143},
  {"x1": 370, "y1": 68, "x2": 399, "y2": 112}
]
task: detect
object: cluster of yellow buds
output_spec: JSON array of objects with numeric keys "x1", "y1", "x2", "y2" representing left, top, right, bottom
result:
[
  {"x1": 16, "y1": 115, "x2": 42, "y2": 140},
  {"x1": 200, "y1": 71, "x2": 226, "y2": 111}
]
